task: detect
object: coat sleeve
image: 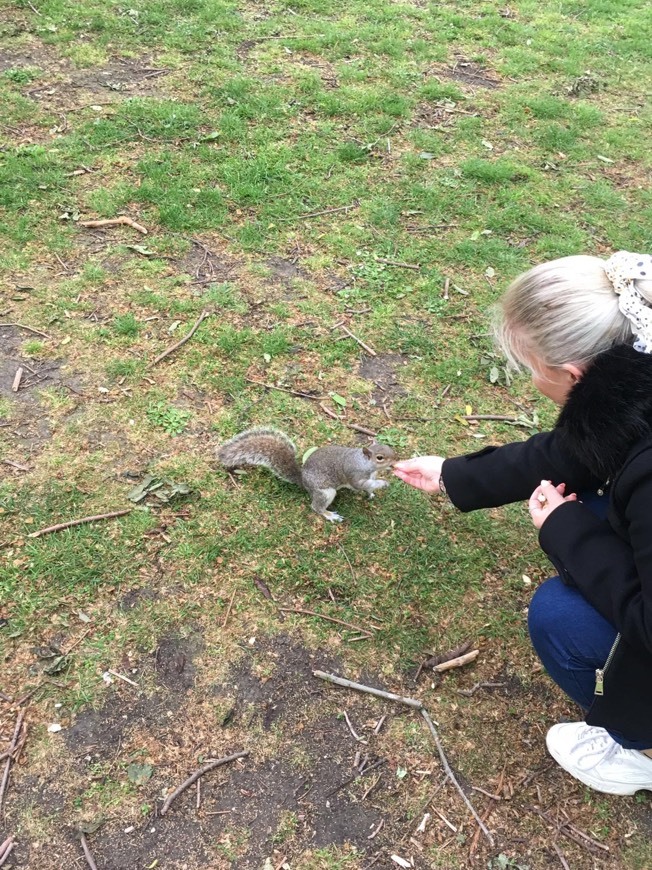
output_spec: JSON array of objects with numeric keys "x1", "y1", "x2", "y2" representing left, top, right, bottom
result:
[
  {"x1": 440, "y1": 431, "x2": 601, "y2": 512},
  {"x1": 539, "y1": 455, "x2": 652, "y2": 655}
]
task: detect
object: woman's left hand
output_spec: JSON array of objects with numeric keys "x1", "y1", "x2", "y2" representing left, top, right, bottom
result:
[{"x1": 528, "y1": 480, "x2": 577, "y2": 530}]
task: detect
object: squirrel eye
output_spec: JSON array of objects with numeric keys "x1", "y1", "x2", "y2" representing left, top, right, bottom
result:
[{"x1": 376, "y1": 454, "x2": 384, "y2": 461}]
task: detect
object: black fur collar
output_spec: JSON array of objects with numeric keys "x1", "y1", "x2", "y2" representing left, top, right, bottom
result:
[{"x1": 556, "y1": 343, "x2": 652, "y2": 480}]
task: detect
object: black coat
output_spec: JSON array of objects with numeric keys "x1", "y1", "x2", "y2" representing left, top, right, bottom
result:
[{"x1": 441, "y1": 343, "x2": 652, "y2": 742}]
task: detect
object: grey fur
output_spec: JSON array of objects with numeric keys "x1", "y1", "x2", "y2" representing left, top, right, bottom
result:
[{"x1": 216, "y1": 428, "x2": 396, "y2": 521}]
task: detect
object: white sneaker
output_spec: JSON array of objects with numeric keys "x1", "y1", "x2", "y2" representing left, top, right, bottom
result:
[{"x1": 546, "y1": 722, "x2": 652, "y2": 795}]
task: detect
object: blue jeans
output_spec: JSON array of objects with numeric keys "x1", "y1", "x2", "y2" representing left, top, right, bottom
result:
[{"x1": 527, "y1": 491, "x2": 650, "y2": 750}]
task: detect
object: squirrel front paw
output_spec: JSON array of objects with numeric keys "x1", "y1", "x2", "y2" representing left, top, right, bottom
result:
[{"x1": 323, "y1": 511, "x2": 344, "y2": 523}]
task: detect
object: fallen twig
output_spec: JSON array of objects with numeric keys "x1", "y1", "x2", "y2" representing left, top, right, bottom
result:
[
  {"x1": 471, "y1": 784, "x2": 505, "y2": 800},
  {"x1": 79, "y1": 215, "x2": 148, "y2": 234},
  {"x1": 283, "y1": 609, "x2": 372, "y2": 638},
  {"x1": 293, "y1": 202, "x2": 359, "y2": 220},
  {"x1": 318, "y1": 403, "x2": 377, "y2": 437},
  {"x1": 432, "y1": 649, "x2": 479, "y2": 673},
  {"x1": 2, "y1": 460, "x2": 30, "y2": 472},
  {"x1": 348, "y1": 421, "x2": 377, "y2": 436},
  {"x1": 11, "y1": 368, "x2": 23, "y2": 392},
  {"x1": 432, "y1": 807, "x2": 457, "y2": 832},
  {"x1": 416, "y1": 640, "x2": 473, "y2": 681},
  {"x1": 337, "y1": 324, "x2": 377, "y2": 356},
  {"x1": 442, "y1": 277, "x2": 450, "y2": 300},
  {"x1": 362, "y1": 774, "x2": 382, "y2": 801},
  {"x1": 337, "y1": 543, "x2": 356, "y2": 581},
  {"x1": 552, "y1": 842, "x2": 570, "y2": 870},
  {"x1": 147, "y1": 310, "x2": 210, "y2": 369},
  {"x1": 462, "y1": 414, "x2": 519, "y2": 422},
  {"x1": 530, "y1": 806, "x2": 609, "y2": 854},
  {"x1": 373, "y1": 714, "x2": 387, "y2": 735},
  {"x1": 421, "y1": 709, "x2": 494, "y2": 846},
  {"x1": 80, "y1": 833, "x2": 98, "y2": 870},
  {"x1": 0, "y1": 837, "x2": 16, "y2": 867},
  {"x1": 160, "y1": 751, "x2": 249, "y2": 816},
  {"x1": 326, "y1": 758, "x2": 386, "y2": 797},
  {"x1": 106, "y1": 669, "x2": 138, "y2": 687},
  {"x1": 222, "y1": 588, "x2": 237, "y2": 628},
  {"x1": 0, "y1": 322, "x2": 51, "y2": 339},
  {"x1": 343, "y1": 710, "x2": 367, "y2": 743},
  {"x1": 313, "y1": 670, "x2": 422, "y2": 709},
  {"x1": 375, "y1": 257, "x2": 420, "y2": 271},
  {"x1": 457, "y1": 681, "x2": 506, "y2": 697},
  {"x1": 0, "y1": 712, "x2": 25, "y2": 814},
  {"x1": 27, "y1": 509, "x2": 132, "y2": 538},
  {"x1": 245, "y1": 377, "x2": 322, "y2": 400}
]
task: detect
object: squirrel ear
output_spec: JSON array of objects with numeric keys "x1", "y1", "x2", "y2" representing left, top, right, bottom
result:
[{"x1": 362, "y1": 446, "x2": 372, "y2": 458}]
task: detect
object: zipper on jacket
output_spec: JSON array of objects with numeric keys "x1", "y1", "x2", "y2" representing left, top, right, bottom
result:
[{"x1": 594, "y1": 632, "x2": 621, "y2": 696}]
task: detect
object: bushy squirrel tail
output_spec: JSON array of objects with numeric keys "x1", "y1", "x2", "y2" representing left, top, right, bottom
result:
[{"x1": 217, "y1": 427, "x2": 304, "y2": 488}]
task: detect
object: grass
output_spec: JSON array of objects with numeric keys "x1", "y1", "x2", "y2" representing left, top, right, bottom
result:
[{"x1": 1, "y1": 0, "x2": 651, "y2": 867}]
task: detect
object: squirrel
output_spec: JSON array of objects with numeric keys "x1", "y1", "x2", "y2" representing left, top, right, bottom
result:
[{"x1": 217, "y1": 427, "x2": 397, "y2": 522}]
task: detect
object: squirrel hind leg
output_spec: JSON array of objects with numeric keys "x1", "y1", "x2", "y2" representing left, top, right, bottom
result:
[{"x1": 311, "y1": 487, "x2": 343, "y2": 522}]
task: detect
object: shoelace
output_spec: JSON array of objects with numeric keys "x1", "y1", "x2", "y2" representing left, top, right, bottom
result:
[{"x1": 572, "y1": 727, "x2": 620, "y2": 771}]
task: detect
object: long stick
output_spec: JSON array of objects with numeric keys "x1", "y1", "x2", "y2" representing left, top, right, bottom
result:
[
  {"x1": 0, "y1": 323, "x2": 51, "y2": 339},
  {"x1": 80, "y1": 834, "x2": 98, "y2": 870},
  {"x1": 147, "y1": 310, "x2": 210, "y2": 369},
  {"x1": 0, "y1": 838, "x2": 14, "y2": 861},
  {"x1": 245, "y1": 378, "x2": 322, "y2": 401},
  {"x1": 432, "y1": 650, "x2": 479, "y2": 673},
  {"x1": 27, "y1": 509, "x2": 132, "y2": 538},
  {"x1": 313, "y1": 670, "x2": 422, "y2": 709},
  {"x1": 0, "y1": 712, "x2": 25, "y2": 814},
  {"x1": 293, "y1": 202, "x2": 359, "y2": 220},
  {"x1": 374, "y1": 257, "x2": 420, "y2": 271},
  {"x1": 283, "y1": 610, "x2": 372, "y2": 638},
  {"x1": 318, "y1": 403, "x2": 377, "y2": 437},
  {"x1": 79, "y1": 215, "x2": 148, "y2": 235},
  {"x1": 421, "y1": 709, "x2": 494, "y2": 846},
  {"x1": 0, "y1": 838, "x2": 16, "y2": 867},
  {"x1": 160, "y1": 751, "x2": 249, "y2": 816},
  {"x1": 462, "y1": 414, "x2": 519, "y2": 422},
  {"x1": 338, "y1": 324, "x2": 377, "y2": 356}
]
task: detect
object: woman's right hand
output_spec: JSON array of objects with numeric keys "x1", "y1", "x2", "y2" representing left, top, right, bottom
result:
[{"x1": 393, "y1": 456, "x2": 445, "y2": 493}]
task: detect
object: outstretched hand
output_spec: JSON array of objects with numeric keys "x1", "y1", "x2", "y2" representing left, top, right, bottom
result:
[
  {"x1": 528, "y1": 480, "x2": 577, "y2": 529},
  {"x1": 393, "y1": 456, "x2": 445, "y2": 493}
]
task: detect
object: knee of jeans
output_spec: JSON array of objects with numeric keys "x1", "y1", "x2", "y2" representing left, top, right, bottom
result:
[{"x1": 527, "y1": 577, "x2": 569, "y2": 645}]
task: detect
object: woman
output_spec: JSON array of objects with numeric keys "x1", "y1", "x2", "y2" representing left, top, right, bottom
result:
[{"x1": 394, "y1": 252, "x2": 652, "y2": 795}]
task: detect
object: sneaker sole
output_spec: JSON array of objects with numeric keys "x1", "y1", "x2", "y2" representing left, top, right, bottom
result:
[{"x1": 546, "y1": 737, "x2": 651, "y2": 796}]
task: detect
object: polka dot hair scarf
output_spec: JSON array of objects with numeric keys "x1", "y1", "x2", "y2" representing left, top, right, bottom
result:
[{"x1": 604, "y1": 251, "x2": 652, "y2": 353}]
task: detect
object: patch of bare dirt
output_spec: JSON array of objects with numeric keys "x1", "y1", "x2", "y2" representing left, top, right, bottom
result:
[
  {"x1": 6, "y1": 636, "x2": 407, "y2": 869},
  {"x1": 119, "y1": 586, "x2": 160, "y2": 611},
  {"x1": 68, "y1": 60, "x2": 171, "y2": 97},
  {"x1": 265, "y1": 256, "x2": 309, "y2": 283},
  {"x1": 180, "y1": 238, "x2": 242, "y2": 285},
  {"x1": 438, "y1": 57, "x2": 502, "y2": 90},
  {"x1": 291, "y1": 53, "x2": 339, "y2": 88},
  {"x1": 359, "y1": 352, "x2": 409, "y2": 404},
  {"x1": 0, "y1": 325, "x2": 66, "y2": 449}
]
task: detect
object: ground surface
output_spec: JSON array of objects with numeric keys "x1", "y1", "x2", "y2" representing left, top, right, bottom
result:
[{"x1": 1, "y1": 0, "x2": 652, "y2": 868}]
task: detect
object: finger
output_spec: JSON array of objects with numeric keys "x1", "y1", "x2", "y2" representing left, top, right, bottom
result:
[
  {"x1": 393, "y1": 459, "x2": 422, "y2": 472},
  {"x1": 393, "y1": 470, "x2": 424, "y2": 487},
  {"x1": 393, "y1": 468, "x2": 420, "y2": 481},
  {"x1": 528, "y1": 491, "x2": 546, "y2": 512},
  {"x1": 556, "y1": 482, "x2": 566, "y2": 495}
]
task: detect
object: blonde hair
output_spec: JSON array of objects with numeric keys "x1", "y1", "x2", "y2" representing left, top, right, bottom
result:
[{"x1": 495, "y1": 255, "x2": 650, "y2": 372}]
